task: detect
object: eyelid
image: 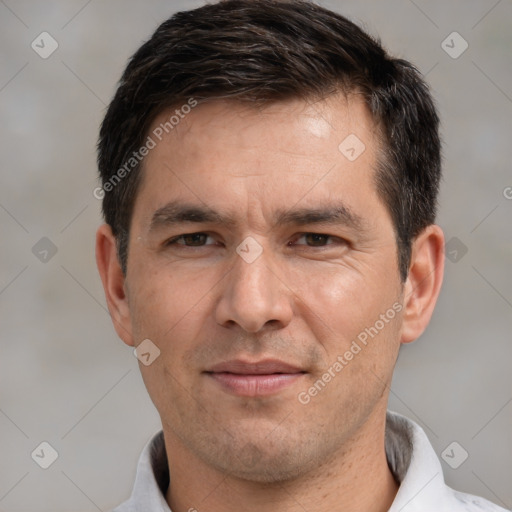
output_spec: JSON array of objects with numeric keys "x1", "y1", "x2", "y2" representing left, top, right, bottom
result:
[
  {"x1": 165, "y1": 232, "x2": 216, "y2": 246},
  {"x1": 291, "y1": 233, "x2": 346, "y2": 245},
  {"x1": 163, "y1": 231, "x2": 347, "y2": 248}
]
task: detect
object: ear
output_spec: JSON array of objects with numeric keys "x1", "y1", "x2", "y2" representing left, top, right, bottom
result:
[
  {"x1": 401, "y1": 224, "x2": 445, "y2": 344},
  {"x1": 95, "y1": 224, "x2": 134, "y2": 346}
]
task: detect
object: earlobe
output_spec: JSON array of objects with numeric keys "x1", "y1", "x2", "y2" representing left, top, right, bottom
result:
[
  {"x1": 400, "y1": 224, "x2": 445, "y2": 344},
  {"x1": 95, "y1": 224, "x2": 134, "y2": 346}
]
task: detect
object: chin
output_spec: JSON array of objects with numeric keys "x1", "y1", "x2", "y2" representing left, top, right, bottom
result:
[
  {"x1": 220, "y1": 454, "x2": 311, "y2": 484},
  {"x1": 199, "y1": 435, "x2": 323, "y2": 484}
]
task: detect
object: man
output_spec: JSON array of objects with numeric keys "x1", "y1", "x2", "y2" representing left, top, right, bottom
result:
[{"x1": 95, "y1": 1, "x2": 507, "y2": 511}]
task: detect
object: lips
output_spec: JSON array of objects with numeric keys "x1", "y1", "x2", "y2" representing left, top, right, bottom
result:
[
  {"x1": 205, "y1": 359, "x2": 306, "y2": 397},
  {"x1": 207, "y1": 359, "x2": 304, "y2": 375}
]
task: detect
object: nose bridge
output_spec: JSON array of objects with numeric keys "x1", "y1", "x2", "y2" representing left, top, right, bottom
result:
[
  {"x1": 215, "y1": 244, "x2": 293, "y2": 332},
  {"x1": 234, "y1": 249, "x2": 274, "y2": 300}
]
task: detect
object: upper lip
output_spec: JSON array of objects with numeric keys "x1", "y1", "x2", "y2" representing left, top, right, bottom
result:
[{"x1": 206, "y1": 359, "x2": 305, "y2": 375}]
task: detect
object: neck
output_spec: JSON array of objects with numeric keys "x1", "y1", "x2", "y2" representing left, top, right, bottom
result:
[{"x1": 163, "y1": 407, "x2": 399, "y2": 512}]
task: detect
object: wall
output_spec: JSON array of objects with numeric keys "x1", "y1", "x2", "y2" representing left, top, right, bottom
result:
[{"x1": 0, "y1": 0, "x2": 510, "y2": 510}]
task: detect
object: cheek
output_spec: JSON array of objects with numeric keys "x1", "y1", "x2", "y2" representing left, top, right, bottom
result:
[
  {"x1": 129, "y1": 270, "x2": 217, "y2": 411},
  {"x1": 127, "y1": 260, "x2": 220, "y2": 344},
  {"x1": 289, "y1": 264, "x2": 375, "y2": 332},
  {"x1": 291, "y1": 261, "x2": 401, "y2": 357}
]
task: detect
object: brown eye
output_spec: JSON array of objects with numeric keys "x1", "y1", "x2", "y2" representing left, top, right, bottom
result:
[
  {"x1": 181, "y1": 233, "x2": 208, "y2": 246},
  {"x1": 292, "y1": 233, "x2": 339, "y2": 247},
  {"x1": 166, "y1": 233, "x2": 213, "y2": 247},
  {"x1": 304, "y1": 233, "x2": 330, "y2": 246}
]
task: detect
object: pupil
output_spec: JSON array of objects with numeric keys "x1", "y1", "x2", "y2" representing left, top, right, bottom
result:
[
  {"x1": 307, "y1": 234, "x2": 326, "y2": 246},
  {"x1": 185, "y1": 234, "x2": 205, "y2": 246}
]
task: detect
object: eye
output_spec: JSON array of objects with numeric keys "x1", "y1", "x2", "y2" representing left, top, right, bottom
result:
[
  {"x1": 165, "y1": 232, "x2": 215, "y2": 247},
  {"x1": 292, "y1": 233, "x2": 343, "y2": 247}
]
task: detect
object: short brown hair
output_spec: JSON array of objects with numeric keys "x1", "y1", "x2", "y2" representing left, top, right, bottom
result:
[{"x1": 97, "y1": 0, "x2": 441, "y2": 281}]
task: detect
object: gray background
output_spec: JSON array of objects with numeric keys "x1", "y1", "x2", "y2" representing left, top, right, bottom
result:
[{"x1": 0, "y1": 0, "x2": 511, "y2": 510}]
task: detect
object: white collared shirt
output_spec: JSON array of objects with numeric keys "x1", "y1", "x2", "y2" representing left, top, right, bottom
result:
[{"x1": 113, "y1": 411, "x2": 508, "y2": 511}]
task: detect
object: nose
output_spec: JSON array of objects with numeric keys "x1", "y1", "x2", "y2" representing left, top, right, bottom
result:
[{"x1": 214, "y1": 245, "x2": 294, "y2": 333}]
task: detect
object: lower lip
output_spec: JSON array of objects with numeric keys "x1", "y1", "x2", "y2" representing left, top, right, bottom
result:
[{"x1": 207, "y1": 372, "x2": 304, "y2": 397}]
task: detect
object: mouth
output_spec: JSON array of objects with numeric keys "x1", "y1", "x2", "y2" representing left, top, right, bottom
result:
[{"x1": 204, "y1": 359, "x2": 307, "y2": 397}]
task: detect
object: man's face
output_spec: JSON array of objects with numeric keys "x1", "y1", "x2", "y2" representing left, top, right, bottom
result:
[{"x1": 124, "y1": 96, "x2": 404, "y2": 481}]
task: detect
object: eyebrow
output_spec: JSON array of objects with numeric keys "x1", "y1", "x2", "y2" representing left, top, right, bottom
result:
[
  {"x1": 149, "y1": 202, "x2": 237, "y2": 233},
  {"x1": 274, "y1": 205, "x2": 363, "y2": 230},
  {"x1": 148, "y1": 200, "x2": 364, "y2": 233}
]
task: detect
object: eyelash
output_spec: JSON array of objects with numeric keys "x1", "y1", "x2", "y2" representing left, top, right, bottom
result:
[
  {"x1": 165, "y1": 233, "x2": 217, "y2": 247},
  {"x1": 165, "y1": 232, "x2": 346, "y2": 248}
]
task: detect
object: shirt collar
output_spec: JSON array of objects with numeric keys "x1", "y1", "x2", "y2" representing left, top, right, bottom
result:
[
  {"x1": 118, "y1": 410, "x2": 504, "y2": 512},
  {"x1": 126, "y1": 430, "x2": 170, "y2": 511}
]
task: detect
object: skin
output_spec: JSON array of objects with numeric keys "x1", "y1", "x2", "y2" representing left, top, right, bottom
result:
[{"x1": 96, "y1": 94, "x2": 445, "y2": 512}]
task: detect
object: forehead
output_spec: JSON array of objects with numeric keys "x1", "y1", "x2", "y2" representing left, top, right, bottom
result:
[
  {"x1": 147, "y1": 94, "x2": 378, "y2": 157},
  {"x1": 132, "y1": 95, "x2": 383, "y2": 229}
]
